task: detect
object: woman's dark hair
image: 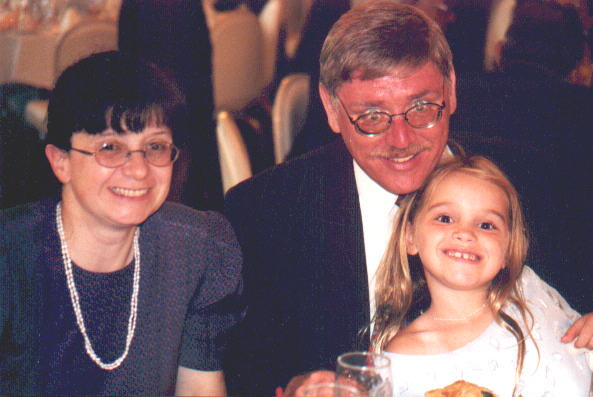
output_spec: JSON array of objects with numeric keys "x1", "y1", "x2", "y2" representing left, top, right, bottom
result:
[{"x1": 45, "y1": 51, "x2": 187, "y2": 150}]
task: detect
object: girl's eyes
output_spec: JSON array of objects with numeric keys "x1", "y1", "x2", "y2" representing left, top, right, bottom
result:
[
  {"x1": 435, "y1": 215, "x2": 452, "y2": 223},
  {"x1": 434, "y1": 215, "x2": 499, "y2": 231},
  {"x1": 479, "y1": 222, "x2": 497, "y2": 231}
]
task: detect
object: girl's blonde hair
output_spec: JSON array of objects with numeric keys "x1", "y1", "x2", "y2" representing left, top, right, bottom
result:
[{"x1": 373, "y1": 155, "x2": 533, "y2": 387}]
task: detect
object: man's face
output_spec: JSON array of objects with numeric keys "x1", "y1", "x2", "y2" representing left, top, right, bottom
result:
[{"x1": 320, "y1": 62, "x2": 456, "y2": 194}]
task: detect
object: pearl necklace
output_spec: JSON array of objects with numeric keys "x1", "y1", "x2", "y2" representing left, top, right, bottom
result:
[
  {"x1": 427, "y1": 303, "x2": 488, "y2": 322},
  {"x1": 56, "y1": 202, "x2": 140, "y2": 370}
]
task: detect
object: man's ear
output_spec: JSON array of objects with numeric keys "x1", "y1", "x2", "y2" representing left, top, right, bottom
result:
[
  {"x1": 319, "y1": 84, "x2": 341, "y2": 134},
  {"x1": 45, "y1": 144, "x2": 71, "y2": 184},
  {"x1": 406, "y1": 223, "x2": 419, "y2": 255}
]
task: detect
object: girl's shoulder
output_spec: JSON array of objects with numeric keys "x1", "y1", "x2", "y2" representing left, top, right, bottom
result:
[
  {"x1": 385, "y1": 313, "x2": 496, "y2": 356},
  {"x1": 519, "y1": 266, "x2": 579, "y2": 321},
  {"x1": 384, "y1": 323, "x2": 428, "y2": 354}
]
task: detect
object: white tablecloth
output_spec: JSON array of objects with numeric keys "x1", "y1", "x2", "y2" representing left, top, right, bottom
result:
[{"x1": 0, "y1": 1, "x2": 120, "y2": 89}]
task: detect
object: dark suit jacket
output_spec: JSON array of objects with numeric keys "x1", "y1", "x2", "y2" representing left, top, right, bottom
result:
[{"x1": 223, "y1": 139, "x2": 370, "y2": 397}]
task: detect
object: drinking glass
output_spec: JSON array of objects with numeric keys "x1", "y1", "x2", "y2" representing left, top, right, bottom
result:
[
  {"x1": 302, "y1": 382, "x2": 363, "y2": 397},
  {"x1": 336, "y1": 352, "x2": 392, "y2": 397}
]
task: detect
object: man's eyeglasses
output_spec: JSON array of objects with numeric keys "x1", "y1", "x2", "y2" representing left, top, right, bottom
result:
[
  {"x1": 336, "y1": 96, "x2": 446, "y2": 135},
  {"x1": 70, "y1": 141, "x2": 180, "y2": 168}
]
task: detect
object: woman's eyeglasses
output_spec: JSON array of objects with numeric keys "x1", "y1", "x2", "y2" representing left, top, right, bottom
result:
[{"x1": 70, "y1": 141, "x2": 179, "y2": 168}]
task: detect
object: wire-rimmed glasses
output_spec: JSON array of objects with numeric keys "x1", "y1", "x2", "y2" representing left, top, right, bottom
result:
[
  {"x1": 337, "y1": 96, "x2": 446, "y2": 136},
  {"x1": 70, "y1": 141, "x2": 180, "y2": 168}
]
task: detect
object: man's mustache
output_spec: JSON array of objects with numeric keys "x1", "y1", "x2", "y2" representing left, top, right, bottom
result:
[{"x1": 369, "y1": 144, "x2": 430, "y2": 158}]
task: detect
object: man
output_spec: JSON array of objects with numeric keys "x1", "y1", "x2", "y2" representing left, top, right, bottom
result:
[{"x1": 223, "y1": 3, "x2": 592, "y2": 396}]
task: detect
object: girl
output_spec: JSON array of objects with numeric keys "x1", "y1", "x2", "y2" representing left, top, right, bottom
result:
[{"x1": 373, "y1": 156, "x2": 591, "y2": 396}]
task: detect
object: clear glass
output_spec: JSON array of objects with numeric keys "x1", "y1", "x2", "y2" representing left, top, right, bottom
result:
[
  {"x1": 302, "y1": 382, "x2": 363, "y2": 397},
  {"x1": 336, "y1": 352, "x2": 392, "y2": 397}
]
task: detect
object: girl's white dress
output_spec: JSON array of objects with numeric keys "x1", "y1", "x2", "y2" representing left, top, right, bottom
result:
[{"x1": 383, "y1": 267, "x2": 592, "y2": 397}]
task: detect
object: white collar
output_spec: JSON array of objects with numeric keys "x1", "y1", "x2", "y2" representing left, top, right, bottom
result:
[
  {"x1": 353, "y1": 160, "x2": 398, "y2": 213},
  {"x1": 353, "y1": 160, "x2": 398, "y2": 321}
]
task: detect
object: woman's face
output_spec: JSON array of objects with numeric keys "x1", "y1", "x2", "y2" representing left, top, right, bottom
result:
[{"x1": 55, "y1": 125, "x2": 174, "y2": 230}]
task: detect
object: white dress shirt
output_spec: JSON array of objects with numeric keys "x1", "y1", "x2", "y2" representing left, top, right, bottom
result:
[{"x1": 353, "y1": 160, "x2": 398, "y2": 319}]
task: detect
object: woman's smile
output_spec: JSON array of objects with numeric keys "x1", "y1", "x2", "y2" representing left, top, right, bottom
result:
[{"x1": 110, "y1": 187, "x2": 152, "y2": 198}]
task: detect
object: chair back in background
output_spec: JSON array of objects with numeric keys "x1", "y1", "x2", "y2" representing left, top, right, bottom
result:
[
  {"x1": 26, "y1": 20, "x2": 118, "y2": 138},
  {"x1": 54, "y1": 20, "x2": 118, "y2": 80},
  {"x1": 216, "y1": 111, "x2": 253, "y2": 193},
  {"x1": 210, "y1": 5, "x2": 263, "y2": 112},
  {"x1": 284, "y1": 0, "x2": 313, "y2": 60},
  {"x1": 272, "y1": 73, "x2": 309, "y2": 164},
  {"x1": 258, "y1": 0, "x2": 284, "y2": 90}
]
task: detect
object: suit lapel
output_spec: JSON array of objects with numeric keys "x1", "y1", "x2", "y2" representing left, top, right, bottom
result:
[{"x1": 301, "y1": 141, "x2": 370, "y2": 361}]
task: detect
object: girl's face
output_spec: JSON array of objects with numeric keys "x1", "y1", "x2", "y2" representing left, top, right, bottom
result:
[
  {"x1": 52, "y1": 125, "x2": 174, "y2": 230},
  {"x1": 406, "y1": 171, "x2": 511, "y2": 293}
]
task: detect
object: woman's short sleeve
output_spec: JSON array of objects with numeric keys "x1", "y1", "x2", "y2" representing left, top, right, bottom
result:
[{"x1": 177, "y1": 212, "x2": 243, "y2": 370}]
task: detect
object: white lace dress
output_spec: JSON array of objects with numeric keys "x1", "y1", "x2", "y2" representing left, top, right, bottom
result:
[{"x1": 383, "y1": 267, "x2": 592, "y2": 397}]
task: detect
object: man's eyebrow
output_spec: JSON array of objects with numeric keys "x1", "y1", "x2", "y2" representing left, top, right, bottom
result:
[
  {"x1": 350, "y1": 89, "x2": 442, "y2": 109},
  {"x1": 409, "y1": 89, "x2": 435, "y2": 101},
  {"x1": 350, "y1": 100, "x2": 386, "y2": 109}
]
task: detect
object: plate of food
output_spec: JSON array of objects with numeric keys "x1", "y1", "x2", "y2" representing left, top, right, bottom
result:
[{"x1": 424, "y1": 380, "x2": 495, "y2": 397}]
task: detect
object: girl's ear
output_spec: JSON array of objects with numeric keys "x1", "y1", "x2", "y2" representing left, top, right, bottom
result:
[{"x1": 405, "y1": 223, "x2": 419, "y2": 255}]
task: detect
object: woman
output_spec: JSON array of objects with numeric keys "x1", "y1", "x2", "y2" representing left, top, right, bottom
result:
[{"x1": 0, "y1": 51, "x2": 242, "y2": 395}]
